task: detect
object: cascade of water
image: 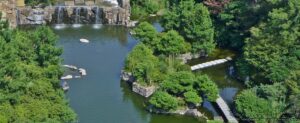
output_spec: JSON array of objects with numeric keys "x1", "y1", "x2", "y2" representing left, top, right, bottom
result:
[
  {"x1": 95, "y1": 7, "x2": 102, "y2": 24},
  {"x1": 54, "y1": 6, "x2": 67, "y2": 30},
  {"x1": 57, "y1": 6, "x2": 64, "y2": 24},
  {"x1": 75, "y1": 7, "x2": 81, "y2": 24}
]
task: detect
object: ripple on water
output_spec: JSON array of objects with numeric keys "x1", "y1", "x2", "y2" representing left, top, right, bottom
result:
[
  {"x1": 54, "y1": 24, "x2": 67, "y2": 30},
  {"x1": 92, "y1": 24, "x2": 103, "y2": 29},
  {"x1": 72, "y1": 24, "x2": 83, "y2": 28}
]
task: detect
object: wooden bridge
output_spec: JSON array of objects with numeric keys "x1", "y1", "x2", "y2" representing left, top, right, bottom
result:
[
  {"x1": 216, "y1": 95, "x2": 238, "y2": 123},
  {"x1": 191, "y1": 57, "x2": 232, "y2": 71}
]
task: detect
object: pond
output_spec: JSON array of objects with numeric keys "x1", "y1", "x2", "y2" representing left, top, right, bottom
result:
[
  {"x1": 53, "y1": 17, "x2": 244, "y2": 122},
  {"x1": 54, "y1": 23, "x2": 205, "y2": 123}
]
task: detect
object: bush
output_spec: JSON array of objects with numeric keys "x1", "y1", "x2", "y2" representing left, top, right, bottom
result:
[
  {"x1": 149, "y1": 91, "x2": 179, "y2": 111},
  {"x1": 125, "y1": 43, "x2": 160, "y2": 84},
  {"x1": 183, "y1": 91, "x2": 202, "y2": 105},
  {"x1": 195, "y1": 75, "x2": 219, "y2": 102}
]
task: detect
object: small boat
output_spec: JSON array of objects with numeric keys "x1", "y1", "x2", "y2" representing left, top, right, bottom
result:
[
  {"x1": 61, "y1": 81, "x2": 70, "y2": 91},
  {"x1": 80, "y1": 38, "x2": 89, "y2": 43},
  {"x1": 61, "y1": 75, "x2": 73, "y2": 80}
]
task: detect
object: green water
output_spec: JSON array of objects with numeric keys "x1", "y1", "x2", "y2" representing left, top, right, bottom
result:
[{"x1": 54, "y1": 24, "x2": 204, "y2": 123}]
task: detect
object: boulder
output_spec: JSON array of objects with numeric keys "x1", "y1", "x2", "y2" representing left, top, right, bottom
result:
[
  {"x1": 120, "y1": 70, "x2": 135, "y2": 83},
  {"x1": 185, "y1": 109, "x2": 203, "y2": 117}
]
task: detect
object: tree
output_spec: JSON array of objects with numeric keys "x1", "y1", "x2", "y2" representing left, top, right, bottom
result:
[
  {"x1": 162, "y1": 0, "x2": 215, "y2": 53},
  {"x1": 133, "y1": 22, "x2": 160, "y2": 50},
  {"x1": 183, "y1": 91, "x2": 202, "y2": 105},
  {"x1": 195, "y1": 75, "x2": 218, "y2": 102},
  {"x1": 0, "y1": 26, "x2": 76, "y2": 122},
  {"x1": 243, "y1": 0, "x2": 300, "y2": 83},
  {"x1": 125, "y1": 43, "x2": 160, "y2": 84},
  {"x1": 130, "y1": 0, "x2": 166, "y2": 19},
  {"x1": 157, "y1": 30, "x2": 190, "y2": 55},
  {"x1": 161, "y1": 71, "x2": 195, "y2": 95},
  {"x1": 149, "y1": 91, "x2": 179, "y2": 111},
  {"x1": 235, "y1": 90, "x2": 272, "y2": 123},
  {"x1": 216, "y1": 0, "x2": 281, "y2": 49},
  {"x1": 235, "y1": 86, "x2": 288, "y2": 123}
]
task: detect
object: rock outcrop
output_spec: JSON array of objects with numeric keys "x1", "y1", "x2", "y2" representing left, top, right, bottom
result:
[
  {"x1": 121, "y1": 70, "x2": 135, "y2": 83},
  {"x1": 177, "y1": 52, "x2": 207, "y2": 63},
  {"x1": 149, "y1": 107, "x2": 204, "y2": 118},
  {"x1": 121, "y1": 70, "x2": 156, "y2": 98},
  {"x1": 0, "y1": 0, "x2": 131, "y2": 27},
  {"x1": 132, "y1": 83, "x2": 156, "y2": 98},
  {"x1": 0, "y1": 0, "x2": 17, "y2": 27}
]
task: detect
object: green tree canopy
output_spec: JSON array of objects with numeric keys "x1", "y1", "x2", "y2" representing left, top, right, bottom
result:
[
  {"x1": 183, "y1": 91, "x2": 202, "y2": 105},
  {"x1": 157, "y1": 30, "x2": 190, "y2": 55},
  {"x1": 125, "y1": 43, "x2": 160, "y2": 84},
  {"x1": 243, "y1": 0, "x2": 300, "y2": 83},
  {"x1": 0, "y1": 26, "x2": 76, "y2": 122},
  {"x1": 133, "y1": 22, "x2": 160, "y2": 50},
  {"x1": 149, "y1": 91, "x2": 179, "y2": 111},
  {"x1": 161, "y1": 71, "x2": 196, "y2": 95},
  {"x1": 162, "y1": 0, "x2": 215, "y2": 53},
  {"x1": 195, "y1": 75, "x2": 218, "y2": 102}
]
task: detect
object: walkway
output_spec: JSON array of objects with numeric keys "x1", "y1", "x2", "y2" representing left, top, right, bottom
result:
[
  {"x1": 216, "y1": 95, "x2": 238, "y2": 123},
  {"x1": 190, "y1": 57, "x2": 238, "y2": 122},
  {"x1": 191, "y1": 57, "x2": 232, "y2": 71}
]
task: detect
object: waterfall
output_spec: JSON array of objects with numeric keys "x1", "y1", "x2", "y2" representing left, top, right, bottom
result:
[
  {"x1": 57, "y1": 6, "x2": 63, "y2": 24},
  {"x1": 95, "y1": 7, "x2": 102, "y2": 24},
  {"x1": 93, "y1": 7, "x2": 103, "y2": 29},
  {"x1": 72, "y1": 7, "x2": 82, "y2": 28},
  {"x1": 75, "y1": 7, "x2": 81, "y2": 24},
  {"x1": 54, "y1": 6, "x2": 66, "y2": 30}
]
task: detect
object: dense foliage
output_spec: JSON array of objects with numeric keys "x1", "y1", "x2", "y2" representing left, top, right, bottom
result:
[
  {"x1": 130, "y1": 0, "x2": 300, "y2": 121},
  {"x1": 25, "y1": 0, "x2": 56, "y2": 6},
  {"x1": 162, "y1": 0, "x2": 215, "y2": 53},
  {"x1": 126, "y1": 22, "x2": 219, "y2": 111},
  {"x1": 149, "y1": 91, "x2": 179, "y2": 111},
  {"x1": 130, "y1": 0, "x2": 166, "y2": 19},
  {"x1": 133, "y1": 22, "x2": 190, "y2": 55},
  {"x1": 124, "y1": 43, "x2": 160, "y2": 85},
  {"x1": 0, "y1": 16, "x2": 76, "y2": 122},
  {"x1": 215, "y1": 0, "x2": 300, "y2": 122}
]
